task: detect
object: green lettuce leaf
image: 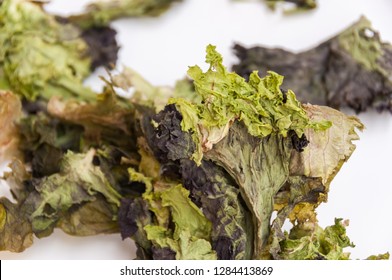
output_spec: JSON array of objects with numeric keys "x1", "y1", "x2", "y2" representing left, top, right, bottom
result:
[
  {"x1": 278, "y1": 218, "x2": 354, "y2": 260},
  {"x1": 144, "y1": 183, "x2": 216, "y2": 260},
  {"x1": 69, "y1": 0, "x2": 182, "y2": 29},
  {"x1": 172, "y1": 44, "x2": 330, "y2": 164},
  {"x1": 121, "y1": 164, "x2": 216, "y2": 260},
  {"x1": 0, "y1": 0, "x2": 95, "y2": 101},
  {"x1": 366, "y1": 253, "x2": 390, "y2": 260}
]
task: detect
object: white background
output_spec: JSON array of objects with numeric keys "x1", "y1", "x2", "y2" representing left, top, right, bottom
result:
[{"x1": 0, "y1": 0, "x2": 391, "y2": 259}]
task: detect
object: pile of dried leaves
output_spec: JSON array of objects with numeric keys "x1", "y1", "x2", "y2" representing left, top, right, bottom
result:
[{"x1": 0, "y1": 0, "x2": 389, "y2": 260}]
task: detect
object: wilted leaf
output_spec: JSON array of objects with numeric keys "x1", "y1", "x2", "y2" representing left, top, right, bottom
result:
[{"x1": 0, "y1": 91, "x2": 22, "y2": 163}]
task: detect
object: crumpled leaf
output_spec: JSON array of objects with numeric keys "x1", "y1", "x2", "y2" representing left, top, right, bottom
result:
[
  {"x1": 0, "y1": 198, "x2": 33, "y2": 252},
  {"x1": 145, "y1": 226, "x2": 216, "y2": 260},
  {"x1": 57, "y1": 197, "x2": 119, "y2": 236},
  {"x1": 0, "y1": 43, "x2": 373, "y2": 259},
  {"x1": 233, "y1": 16, "x2": 392, "y2": 113},
  {"x1": 47, "y1": 88, "x2": 136, "y2": 148},
  {"x1": 119, "y1": 197, "x2": 153, "y2": 259},
  {"x1": 25, "y1": 149, "x2": 122, "y2": 237},
  {"x1": 0, "y1": 91, "x2": 22, "y2": 164},
  {"x1": 143, "y1": 183, "x2": 216, "y2": 260},
  {"x1": 119, "y1": 162, "x2": 216, "y2": 260},
  {"x1": 0, "y1": 0, "x2": 96, "y2": 101},
  {"x1": 179, "y1": 159, "x2": 254, "y2": 260},
  {"x1": 69, "y1": 0, "x2": 183, "y2": 29},
  {"x1": 1, "y1": 159, "x2": 31, "y2": 203},
  {"x1": 366, "y1": 253, "x2": 390, "y2": 260},
  {"x1": 205, "y1": 122, "x2": 292, "y2": 259},
  {"x1": 290, "y1": 104, "x2": 364, "y2": 185},
  {"x1": 109, "y1": 67, "x2": 174, "y2": 112},
  {"x1": 278, "y1": 218, "x2": 354, "y2": 260},
  {"x1": 151, "y1": 104, "x2": 253, "y2": 260},
  {"x1": 270, "y1": 104, "x2": 363, "y2": 258},
  {"x1": 18, "y1": 112, "x2": 84, "y2": 178},
  {"x1": 79, "y1": 25, "x2": 119, "y2": 70},
  {"x1": 172, "y1": 44, "x2": 330, "y2": 164},
  {"x1": 147, "y1": 46, "x2": 365, "y2": 260}
]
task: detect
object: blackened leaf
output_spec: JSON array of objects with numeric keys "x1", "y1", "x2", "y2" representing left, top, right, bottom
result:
[
  {"x1": 180, "y1": 159, "x2": 253, "y2": 260},
  {"x1": 153, "y1": 104, "x2": 196, "y2": 163},
  {"x1": 233, "y1": 16, "x2": 392, "y2": 113},
  {"x1": 80, "y1": 26, "x2": 119, "y2": 70},
  {"x1": 151, "y1": 246, "x2": 176, "y2": 260}
]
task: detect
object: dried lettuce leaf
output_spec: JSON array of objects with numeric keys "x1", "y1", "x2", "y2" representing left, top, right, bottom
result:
[
  {"x1": 0, "y1": 0, "x2": 96, "y2": 101},
  {"x1": 58, "y1": 197, "x2": 119, "y2": 236},
  {"x1": 120, "y1": 165, "x2": 216, "y2": 260},
  {"x1": 290, "y1": 104, "x2": 364, "y2": 186},
  {"x1": 0, "y1": 91, "x2": 22, "y2": 164},
  {"x1": 171, "y1": 45, "x2": 330, "y2": 164},
  {"x1": 270, "y1": 104, "x2": 364, "y2": 258},
  {"x1": 205, "y1": 122, "x2": 291, "y2": 259},
  {"x1": 144, "y1": 183, "x2": 216, "y2": 260},
  {"x1": 150, "y1": 104, "x2": 252, "y2": 259},
  {"x1": 24, "y1": 149, "x2": 122, "y2": 237},
  {"x1": 0, "y1": 198, "x2": 33, "y2": 252},
  {"x1": 278, "y1": 219, "x2": 354, "y2": 260},
  {"x1": 0, "y1": 43, "x2": 376, "y2": 259},
  {"x1": 233, "y1": 16, "x2": 392, "y2": 113},
  {"x1": 47, "y1": 88, "x2": 136, "y2": 150},
  {"x1": 69, "y1": 0, "x2": 182, "y2": 29},
  {"x1": 17, "y1": 112, "x2": 84, "y2": 178},
  {"x1": 147, "y1": 46, "x2": 366, "y2": 259},
  {"x1": 366, "y1": 253, "x2": 390, "y2": 260},
  {"x1": 265, "y1": 0, "x2": 317, "y2": 11}
]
